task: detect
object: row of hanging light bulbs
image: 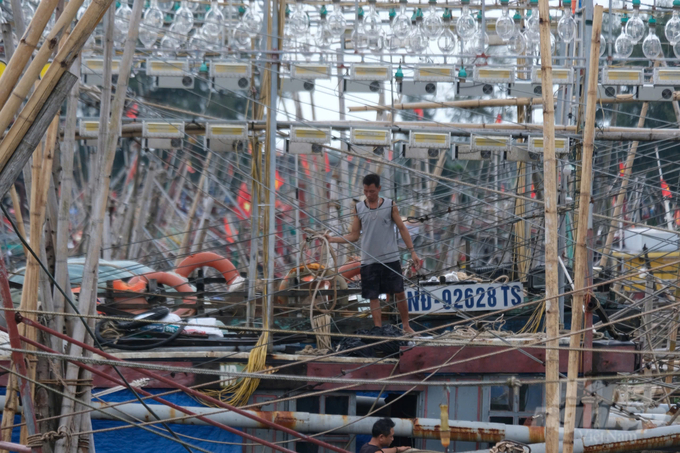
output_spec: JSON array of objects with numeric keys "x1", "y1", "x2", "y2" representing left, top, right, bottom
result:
[
  {"x1": 278, "y1": 0, "x2": 587, "y2": 59},
  {"x1": 613, "y1": 0, "x2": 680, "y2": 59}
]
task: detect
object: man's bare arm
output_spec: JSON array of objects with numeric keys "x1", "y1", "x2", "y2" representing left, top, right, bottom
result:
[
  {"x1": 326, "y1": 206, "x2": 361, "y2": 243},
  {"x1": 392, "y1": 204, "x2": 421, "y2": 270}
]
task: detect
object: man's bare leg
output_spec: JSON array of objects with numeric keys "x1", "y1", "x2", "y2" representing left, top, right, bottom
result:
[
  {"x1": 370, "y1": 298, "x2": 383, "y2": 327},
  {"x1": 394, "y1": 292, "x2": 414, "y2": 334}
]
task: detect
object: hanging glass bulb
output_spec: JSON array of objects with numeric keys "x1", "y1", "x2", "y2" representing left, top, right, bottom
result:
[
  {"x1": 159, "y1": 34, "x2": 180, "y2": 56},
  {"x1": 351, "y1": 7, "x2": 369, "y2": 51},
  {"x1": 642, "y1": 16, "x2": 662, "y2": 59},
  {"x1": 232, "y1": 21, "x2": 252, "y2": 48},
  {"x1": 423, "y1": 0, "x2": 443, "y2": 39},
  {"x1": 139, "y1": 0, "x2": 164, "y2": 47},
  {"x1": 525, "y1": 0, "x2": 539, "y2": 42},
  {"x1": 437, "y1": 8, "x2": 456, "y2": 53},
  {"x1": 22, "y1": 2, "x2": 35, "y2": 24},
  {"x1": 328, "y1": 0, "x2": 347, "y2": 39},
  {"x1": 464, "y1": 29, "x2": 489, "y2": 55},
  {"x1": 363, "y1": 0, "x2": 382, "y2": 36},
  {"x1": 409, "y1": 8, "x2": 429, "y2": 53},
  {"x1": 114, "y1": 1, "x2": 132, "y2": 44},
  {"x1": 625, "y1": 0, "x2": 645, "y2": 43},
  {"x1": 368, "y1": 28, "x2": 385, "y2": 52},
  {"x1": 316, "y1": 6, "x2": 334, "y2": 49},
  {"x1": 557, "y1": 0, "x2": 576, "y2": 42},
  {"x1": 599, "y1": 33, "x2": 606, "y2": 57},
  {"x1": 666, "y1": 0, "x2": 680, "y2": 44},
  {"x1": 242, "y1": 0, "x2": 263, "y2": 34},
  {"x1": 203, "y1": 0, "x2": 224, "y2": 41},
  {"x1": 507, "y1": 13, "x2": 526, "y2": 54},
  {"x1": 392, "y1": 0, "x2": 411, "y2": 40},
  {"x1": 614, "y1": 15, "x2": 634, "y2": 58},
  {"x1": 289, "y1": 0, "x2": 310, "y2": 36},
  {"x1": 157, "y1": 0, "x2": 174, "y2": 13},
  {"x1": 172, "y1": 0, "x2": 195, "y2": 35},
  {"x1": 495, "y1": 0, "x2": 515, "y2": 42},
  {"x1": 456, "y1": 0, "x2": 477, "y2": 39},
  {"x1": 77, "y1": 0, "x2": 92, "y2": 20}
]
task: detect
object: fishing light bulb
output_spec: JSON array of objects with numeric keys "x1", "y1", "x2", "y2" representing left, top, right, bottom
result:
[
  {"x1": 352, "y1": 7, "x2": 369, "y2": 51},
  {"x1": 525, "y1": 0, "x2": 539, "y2": 41},
  {"x1": 289, "y1": 0, "x2": 310, "y2": 36},
  {"x1": 410, "y1": 9, "x2": 429, "y2": 53},
  {"x1": 159, "y1": 34, "x2": 180, "y2": 56},
  {"x1": 203, "y1": 0, "x2": 224, "y2": 41},
  {"x1": 157, "y1": 0, "x2": 174, "y2": 12},
  {"x1": 140, "y1": 0, "x2": 164, "y2": 48},
  {"x1": 437, "y1": 8, "x2": 456, "y2": 53},
  {"x1": 614, "y1": 15, "x2": 634, "y2": 58},
  {"x1": 363, "y1": 0, "x2": 382, "y2": 37},
  {"x1": 464, "y1": 29, "x2": 489, "y2": 55},
  {"x1": 232, "y1": 21, "x2": 252, "y2": 48},
  {"x1": 666, "y1": 0, "x2": 680, "y2": 44},
  {"x1": 600, "y1": 33, "x2": 606, "y2": 57},
  {"x1": 114, "y1": 1, "x2": 132, "y2": 44},
  {"x1": 316, "y1": 6, "x2": 334, "y2": 48},
  {"x1": 173, "y1": 0, "x2": 195, "y2": 35},
  {"x1": 456, "y1": 0, "x2": 477, "y2": 39},
  {"x1": 423, "y1": 0, "x2": 443, "y2": 39},
  {"x1": 495, "y1": 0, "x2": 515, "y2": 42},
  {"x1": 557, "y1": 0, "x2": 576, "y2": 42},
  {"x1": 77, "y1": 0, "x2": 91, "y2": 20},
  {"x1": 506, "y1": 12, "x2": 526, "y2": 54},
  {"x1": 22, "y1": 2, "x2": 35, "y2": 24},
  {"x1": 642, "y1": 16, "x2": 662, "y2": 59},
  {"x1": 368, "y1": 28, "x2": 386, "y2": 52},
  {"x1": 241, "y1": 0, "x2": 263, "y2": 35},
  {"x1": 625, "y1": 0, "x2": 645, "y2": 43},
  {"x1": 327, "y1": 0, "x2": 347, "y2": 39},
  {"x1": 392, "y1": 0, "x2": 411, "y2": 39}
]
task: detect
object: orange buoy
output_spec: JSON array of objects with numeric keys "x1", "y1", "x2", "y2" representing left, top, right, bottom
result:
[{"x1": 175, "y1": 252, "x2": 239, "y2": 285}]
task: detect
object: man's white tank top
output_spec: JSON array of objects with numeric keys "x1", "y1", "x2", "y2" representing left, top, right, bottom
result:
[{"x1": 356, "y1": 198, "x2": 400, "y2": 265}]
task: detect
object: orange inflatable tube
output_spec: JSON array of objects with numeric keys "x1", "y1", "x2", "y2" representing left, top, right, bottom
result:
[
  {"x1": 118, "y1": 272, "x2": 197, "y2": 317},
  {"x1": 338, "y1": 260, "x2": 361, "y2": 281},
  {"x1": 175, "y1": 252, "x2": 239, "y2": 285}
]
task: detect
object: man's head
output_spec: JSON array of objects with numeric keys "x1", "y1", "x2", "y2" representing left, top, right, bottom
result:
[
  {"x1": 372, "y1": 418, "x2": 395, "y2": 447},
  {"x1": 363, "y1": 174, "x2": 381, "y2": 203}
]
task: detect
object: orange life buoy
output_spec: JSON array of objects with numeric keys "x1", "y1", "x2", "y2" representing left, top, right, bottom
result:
[
  {"x1": 338, "y1": 259, "x2": 361, "y2": 281},
  {"x1": 117, "y1": 272, "x2": 197, "y2": 317},
  {"x1": 175, "y1": 252, "x2": 239, "y2": 285}
]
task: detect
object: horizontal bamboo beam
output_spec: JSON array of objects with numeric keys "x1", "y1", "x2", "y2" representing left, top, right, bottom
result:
[{"x1": 48, "y1": 120, "x2": 680, "y2": 142}]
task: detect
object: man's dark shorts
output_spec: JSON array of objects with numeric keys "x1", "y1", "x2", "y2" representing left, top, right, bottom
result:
[{"x1": 360, "y1": 261, "x2": 405, "y2": 299}]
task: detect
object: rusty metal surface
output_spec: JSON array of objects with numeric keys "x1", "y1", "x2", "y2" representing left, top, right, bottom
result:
[
  {"x1": 399, "y1": 344, "x2": 637, "y2": 375},
  {"x1": 91, "y1": 361, "x2": 196, "y2": 387},
  {"x1": 305, "y1": 362, "x2": 422, "y2": 391}
]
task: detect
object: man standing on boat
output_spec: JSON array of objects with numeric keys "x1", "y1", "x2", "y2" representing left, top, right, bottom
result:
[
  {"x1": 359, "y1": 418, "x2": 410, "y2": 453},
  {"x1": 326, "y1": 174, "x2": 420, "y2": 334}
]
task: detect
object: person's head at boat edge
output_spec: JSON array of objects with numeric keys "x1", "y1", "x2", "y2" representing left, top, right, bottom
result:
[{"x1": 359, "y1": 418, "x2": 410, "y2": 453}]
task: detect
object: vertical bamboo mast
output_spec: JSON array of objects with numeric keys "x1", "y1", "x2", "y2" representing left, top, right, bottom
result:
[
  {"x1": 537, "y1": 0, "x2": 559, "y2": 451},
  {"x1": 562, "y1": 7, "x2": 602, "y2": 453},
  {"x1": 52, "y1": 0, "x2": 143, "y2": 449},
  {"x1": 0, "y1": 0, "x2": 59, "y2": 108}
]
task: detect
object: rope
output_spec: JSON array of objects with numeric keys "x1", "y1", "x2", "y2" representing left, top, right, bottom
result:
[
  {"x1": 27, "y1": 426, "x2": 71, "y2": 447},
  {"x1": 300, "y1": 228, "x2": 340, "y2": 349}
]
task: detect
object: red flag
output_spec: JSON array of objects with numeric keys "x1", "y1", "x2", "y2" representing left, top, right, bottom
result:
[
  {"x1": 236, "y1": 182, "x2": 251, "y2": 220},
  {"x1": 661, "y1": 179, "x2": 672, "y2": 199},
  {"x1": 275, "y1": 170, "x2": 284, "y2": 191},
  {"x1": 413, "y1": 108, "x2": 424, "y2": 120},
  {"x1": 619, "y1": 162, "x2": 625, "y2": 177},
  {"x1": 531, "y1": 184, "x2": 536, "y2": 199},
  {"x1": 324, "y1": 152, "x2": 331, "y2": 173},
  {"x1": 223, "y1": 217, "x2": 237, "y2": 243},
  {"x1": 495, "y1": 114, "x2": 502, "y2": 124}
]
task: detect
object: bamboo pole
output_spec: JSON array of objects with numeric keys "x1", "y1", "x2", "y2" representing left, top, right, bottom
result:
[
  {"x1": 562, "y1": 8, "x2": 602, "y2": 453},
  {"x1": 0, "y1": 0, "x2": 103, "y2": 168},
  {"x1": 52, "y1": 0, "x2": 144, "y2": 449},
  {"x1": 597, "y1": 102, "x2": 650, "y2": 268},
  {"x1": 0, "y1": 0, "x2": 60, "y2": 111},
  {"x1": 175, "y1": 153, "x2": 213, "y2": 266},
  {"x1": 346, "y1": 94, "x2": 639, "y2": 112},
  {"x1": 0, "y1": 0, "x2": 86, "y2": 143},
  {"x1": 537, "y1": 0, "x2": 559, "y2": 450},
  {"x1": 129, "y1": 162, "x2": 159, "y2": 259}
]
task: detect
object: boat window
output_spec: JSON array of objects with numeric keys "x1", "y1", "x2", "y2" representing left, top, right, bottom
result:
[
  {"x1": 297, "y1": 396, "x2": 320, "y2": 413},
  {"x1": 325, "y1": 396, "x2": 349, "y2": 415},
  {"x1": 519, "y1": 384, "x2": 543, "y2": 412},
  {"x1": 490, "y1": 386, "x2": 511, "y2": 411}
]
